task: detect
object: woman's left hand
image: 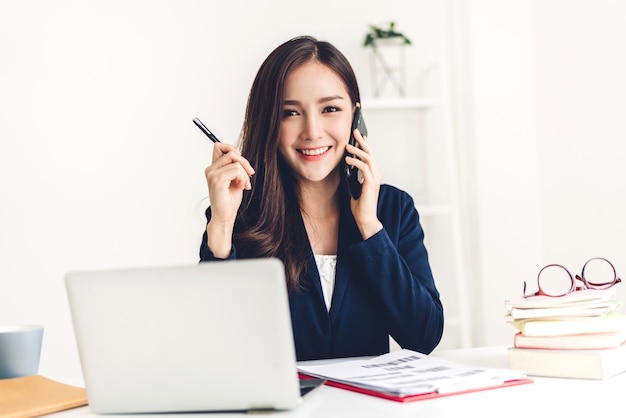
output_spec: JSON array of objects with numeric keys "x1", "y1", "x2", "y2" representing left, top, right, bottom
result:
[{"x1": 345, "y1": 129, "x2": 383, "y2": 240}]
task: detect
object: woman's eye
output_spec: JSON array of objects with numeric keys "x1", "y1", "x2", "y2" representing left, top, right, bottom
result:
[
  {"x1": 283, "y1": 109, "x2": 299, "y2": 117},
  {"x1": 323, "y1": 106, "x2": 339, "y2": 113}
]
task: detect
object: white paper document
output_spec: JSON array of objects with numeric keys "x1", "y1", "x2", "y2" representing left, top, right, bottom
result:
[{"x1": 297, "y1": 349, "x2": 527, "y2": 397}]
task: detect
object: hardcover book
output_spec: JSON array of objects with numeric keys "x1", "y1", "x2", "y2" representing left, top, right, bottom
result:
[
  {"x1": 508, "y1": 344, "x2": 626, "y2": 380},
  {"x1": 513, "y1": 331, "x2": 626, "y2": 350},
  {"x1": 509, "y1": 313, "x2": 626, "y2": 337},
  {"x1": 505, "y1": 287, "x2": 620, "y2": 321}
]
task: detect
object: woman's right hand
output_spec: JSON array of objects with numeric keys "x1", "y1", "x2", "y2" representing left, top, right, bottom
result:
[{"x1": 204, "y1": 142, "x2": 255, "y2": 257}]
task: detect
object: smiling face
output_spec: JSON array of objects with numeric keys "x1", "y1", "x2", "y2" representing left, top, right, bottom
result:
[{"x1": 278, "y1": 60, "x2": 354, "y2": 189}]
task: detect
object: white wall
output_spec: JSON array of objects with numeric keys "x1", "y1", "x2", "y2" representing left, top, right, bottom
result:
[
  {"x1": 462, "y1": 0, "x2": 626, "y2": 347},
  {"x1": 3, "y1": 0, "x2": 626, "y2": 380},
  {"x1": 0, "y1": 0, "x2": 448, "y2": 380},
  {"x1": 458, "y1": 0, "x2": 543, "y2": 348},
  {"x1": 532, "y1": 0, "x2": 626, "y2": 328},
  {"x1": 533, "y1": 0, "x2": 626, "y2": 265}
]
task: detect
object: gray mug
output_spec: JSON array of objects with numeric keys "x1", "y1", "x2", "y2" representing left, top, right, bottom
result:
[{"x1": 0, "y1": 324, "x2": 44, "y2": 379}]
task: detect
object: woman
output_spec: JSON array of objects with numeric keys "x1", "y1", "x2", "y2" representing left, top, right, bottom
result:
[{"x1": 200, "y1": 35, "x2": 443, "y2": 361}]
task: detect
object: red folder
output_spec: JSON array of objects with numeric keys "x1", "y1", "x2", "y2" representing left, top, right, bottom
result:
[{"x1": 299, "y1": 373, "x2": 533, "y2": 403}]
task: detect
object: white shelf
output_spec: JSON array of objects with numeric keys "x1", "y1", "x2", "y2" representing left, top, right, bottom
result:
[{"x1": 361, "y1": 97, "x2": 443, "y2": 110}]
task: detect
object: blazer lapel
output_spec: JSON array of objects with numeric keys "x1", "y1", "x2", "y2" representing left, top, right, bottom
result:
[{"x1": 329, "y1": 195, "x2": 361, "y2": 323}]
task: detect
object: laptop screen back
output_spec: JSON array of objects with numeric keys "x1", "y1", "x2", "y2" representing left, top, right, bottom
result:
[{"x1": 65, "y1": 258, "x2": 302, "y2": 413}]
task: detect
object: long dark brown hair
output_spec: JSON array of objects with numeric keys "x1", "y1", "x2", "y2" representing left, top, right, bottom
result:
[{"x1": 233, "y1": 35, "x2": 361, "y2": 292}]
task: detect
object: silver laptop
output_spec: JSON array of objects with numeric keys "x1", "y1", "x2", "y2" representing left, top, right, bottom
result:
[{"x1": 65, "y1": 258, "x2": 313, "y2": 414}]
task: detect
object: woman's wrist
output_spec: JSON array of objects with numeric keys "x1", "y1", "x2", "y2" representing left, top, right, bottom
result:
[
  {"x1": 206, "y1": 220, "x2": 234, "y2": 258},
  {"x1": 358, "y1": 220, "x2": 383, "y2": 241}
]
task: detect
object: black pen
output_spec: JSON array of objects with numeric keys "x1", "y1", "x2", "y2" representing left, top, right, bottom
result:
[{"x1": 193, "y1": 117, "x2": 221, "y2": 143}]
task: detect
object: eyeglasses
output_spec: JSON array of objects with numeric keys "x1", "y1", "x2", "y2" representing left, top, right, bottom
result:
[{"x1": 523, "y1": 257, "x2": 622, "y2": 298}]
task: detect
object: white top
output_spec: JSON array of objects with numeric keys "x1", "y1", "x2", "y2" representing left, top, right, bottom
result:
[{"x1": 314, "y1": 254, "x2": 337, "y2": 311}]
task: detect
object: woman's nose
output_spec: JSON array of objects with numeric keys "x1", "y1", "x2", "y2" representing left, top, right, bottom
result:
[{"x1": 303, "y1": 113, "x2": 324, "y2": 141}]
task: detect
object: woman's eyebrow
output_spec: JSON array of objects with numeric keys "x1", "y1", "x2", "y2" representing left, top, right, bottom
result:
[
  {"x1": 318, "y1": 95, "x2": 345, "y2": 103},
  {"x1": 283, "y1": 95, "x2": 346, "y2": 106}
]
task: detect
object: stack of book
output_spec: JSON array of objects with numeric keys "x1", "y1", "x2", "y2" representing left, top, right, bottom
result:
[{"x1": 504, "y1": 287, "x2": 626, "y2": 379}]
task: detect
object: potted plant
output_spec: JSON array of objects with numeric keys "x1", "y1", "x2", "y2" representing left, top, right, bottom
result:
[
  {"x1": 363, "y1": 22, "x2": 412, "y2": 48},
  {"x1": 363, "y1": 22, "x2": 412, "y2": 97}
]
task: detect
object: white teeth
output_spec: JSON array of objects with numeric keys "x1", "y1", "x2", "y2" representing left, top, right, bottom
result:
[{"x1": 299, "y1": 146, "x2": 330, "y2": 156}]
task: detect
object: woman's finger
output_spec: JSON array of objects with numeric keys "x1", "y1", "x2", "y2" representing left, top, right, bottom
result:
[{"x1": 211, "y1": 143, "x2": 255, "y2": 177}]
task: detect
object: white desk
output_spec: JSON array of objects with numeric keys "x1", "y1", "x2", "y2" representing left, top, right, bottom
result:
[{"x1": 50, "y1": 346, "x2": 625, "y2": 417}]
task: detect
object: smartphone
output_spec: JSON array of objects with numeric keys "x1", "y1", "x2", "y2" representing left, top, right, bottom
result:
[{"x1": 344, "y1": 107, "x2": 368, "y2": 199}]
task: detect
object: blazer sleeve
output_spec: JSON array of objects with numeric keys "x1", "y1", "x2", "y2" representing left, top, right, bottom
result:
[{"x1": 346, "y1": 187, "x2": 444, "y2": 353}]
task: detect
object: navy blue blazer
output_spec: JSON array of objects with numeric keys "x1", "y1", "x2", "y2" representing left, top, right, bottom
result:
[{"x1": 200, "y1": 184, "x2": 444, "y2": 361}]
